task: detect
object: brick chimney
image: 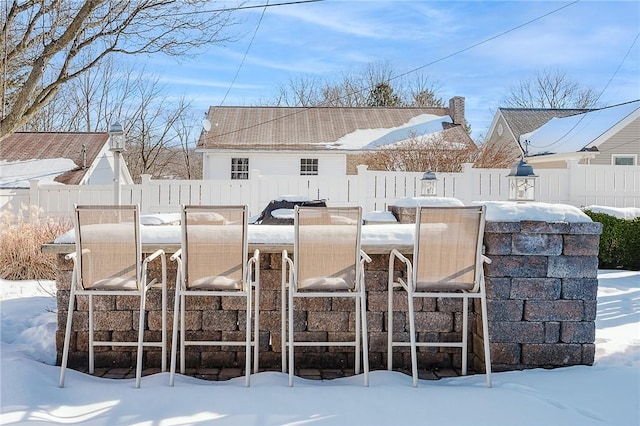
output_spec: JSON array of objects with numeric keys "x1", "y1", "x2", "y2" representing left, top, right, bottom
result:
[{"x1": 448, "y1": 96, "x2": 465, "y2": 126}]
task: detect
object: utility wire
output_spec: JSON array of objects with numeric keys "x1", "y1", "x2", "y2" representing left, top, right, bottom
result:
[
  {"x1": 208, "y1": 0, "x2": 582, "y2": 139},
  {"x1": 168, "y1": 0, "x2": 325, "y2": 17},
  {"x1": 218, "y1": 0, "x2": 270, "y2": 107},
  {"x1": 387, "y1": 1, "x2": 580, "y2": 85},
  {"x1": 527, "y1": 32, "x2": 640, "y2": 150}
]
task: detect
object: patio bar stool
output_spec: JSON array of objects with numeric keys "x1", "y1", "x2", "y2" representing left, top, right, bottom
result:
[
  {"x1": 282, "y1": 205, "x2": 371, "y2": 386},
  {"x1": 59, "y1": 204, "x2": 168, "y2": 389},
  {"x1": 169, "y1": 205, "x2": 260, "y2": 387},
  {"x1": 388, "y1": 205, "x2": 492, "y2": 387}
]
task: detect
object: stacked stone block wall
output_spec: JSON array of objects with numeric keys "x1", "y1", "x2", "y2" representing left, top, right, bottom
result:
[{"x1": 55, "y1": 218, "x2": 601, "y2": 375}]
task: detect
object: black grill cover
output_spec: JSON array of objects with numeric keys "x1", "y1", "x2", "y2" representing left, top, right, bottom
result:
[{"x1": 255, "y1": 199, "x2": 327, "y2": 225}]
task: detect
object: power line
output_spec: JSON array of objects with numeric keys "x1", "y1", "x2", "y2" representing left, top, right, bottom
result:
[
  {"x1": 208, "y1": 0, "x2": 583, "y2": 139},
  {"x1": 528, "y1": 32, "x2": 640, "y2": 150},
  {"x1": 168, "y1": 0, "x2": 325, "y2": 17},
  {"x1": 218, "y1": 1, "x2": 270, "y2": 107},
  {"x1": 525, "y1": 100, "x2": 640, "y2": 153},
  {"x1": 388, "y1": 1, "x2": 581, "y2": 84}
]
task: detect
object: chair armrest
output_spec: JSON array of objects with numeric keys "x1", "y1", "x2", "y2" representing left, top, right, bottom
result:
[
  {"x1": 143, "y1": 249, "x2": 165, "y2": 266},
  {"x1": 64, "y1": 251, "x2": 77, "y2": 261},
  {"x1": 250, "y1": 249, "x2": 260, "y2": 262},
  {"x1": 170, "y1": 249, "x2": 182, "y2": 262},
  {"x1": 390, "y1": 248, "x2": 411, "y2": 266},
  {"x1": 65, "y1": 248, "x2": 90, "y2": 261},
  {"x1": 142, "y1": 249, "x2": 167, "y2": 290},
  {"x1": 389, "y1": 248, "x2": 412, "y2": 290},
  {"x1": 282, "y1": 249, "x2": 294, "y2": 269},
  {"x1": 360, "y1": 250, "x2": 372, "y2": 264},
  {"x1": 482, "y1": 255, "x2": 492, "y2": 264}
]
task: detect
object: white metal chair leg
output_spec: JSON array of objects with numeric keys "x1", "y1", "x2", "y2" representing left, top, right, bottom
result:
[
  {"x1": 161, "y1": 260, "x2": 167, "y2": 372},
  {"x1": 169, "y1": 278, "x2": 181, "y2": 386},
  {"x1": 462, "y1": 296, "x2": 469, "y2": 376},
  {"x1": 360, "y1": 282, "x2": 369, "y2": 387},
  {"x1": 180, "y1": 294, "x2": 186, "y2": 374},
  {"x1": 135, "y1": 289, "x2": 147, "y2": 388},
  {"x1": 281, "y1": 256, "x2": 287, "y2": 373},
  {"x1": 59, "y1": 279, "x2": 77, "y2": 388},
  {"x1": 288, "y1": 281, "x2": 295, "y2": 387},
  {"x1": 407, "y1": 287, "x2": 418, "y2": 387},
  {"x1": 253, "y1": 265, "x2": 260, "y2": 374},
  {"x1": 244, "y1": 287, "x2": 251, "y2": 387},
  {"x1": 387, "y1": 272, "x2": 394, "y2": 371},
  {"x1": 355, "y1": 295, "x2": 361, "y2": 375},
  {"x1": 480, "y1": 286, "x2": 492, "y2": 388},
  {"x1": 88, "y1": 294, "x2": 94, "y2": 374}
]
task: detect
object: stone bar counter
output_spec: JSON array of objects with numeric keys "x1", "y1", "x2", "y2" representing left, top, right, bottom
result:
[{"x1": 43, "y1": 201, "x2": 602, "y2": 377}]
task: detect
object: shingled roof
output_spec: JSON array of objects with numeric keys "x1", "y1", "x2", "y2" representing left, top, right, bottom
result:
[
  {"x1": 499, "y1": 108, "x2": 591, "y2": 139},
  {"x1": 0, "y1": 132, "x2": 108, "y2": 185},
  {"x1": 197, "y1": 106, "x2": 453, "y2": 151}
]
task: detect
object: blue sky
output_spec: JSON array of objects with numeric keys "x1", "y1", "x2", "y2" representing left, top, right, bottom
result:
[{"x1": 146, "y1": 0, "x2": 640, "y2": 140}]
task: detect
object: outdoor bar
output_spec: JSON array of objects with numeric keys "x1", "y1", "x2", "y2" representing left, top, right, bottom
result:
[{"x1": 43, "y1": 200, "x2": 602, "y2": 379}]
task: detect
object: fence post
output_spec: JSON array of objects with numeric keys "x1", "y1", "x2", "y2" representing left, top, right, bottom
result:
[
  {"x1": 460, "y1": 163, "x2": 475, "y2": 204},
  {"x1": 566, "y1": 160, "x2": 581, "y2": 207},
  {"x1": 249, "y1": 169, "x2": 261, "y2": 215},
  {"x1": 140, "y1": 174, "x2": 152, "y2": 214},
  {"x1": 29, "y1": 179, "x2": 40, "y2": 220},
  {"x1": 356, "y1": 164, "x2": 369, "y2": 211}
]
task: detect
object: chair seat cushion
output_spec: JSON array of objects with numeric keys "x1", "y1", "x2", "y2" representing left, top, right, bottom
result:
[
  {"x1": 85, "y1": 277, "x2": 138, "y2": 290},
  {"x1": 190, "y1": 275, "x2": 243, "y2": 290},
  {"x1": 299, "y1": 277, "x2": 353, "y2": 291}
]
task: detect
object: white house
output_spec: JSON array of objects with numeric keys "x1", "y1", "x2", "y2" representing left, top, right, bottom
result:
[
  {"x1": 0, "y1": 132, "x2": 133, "y2": 213},
  {"x1": 197, "y1": 97, "x2": 472, "y2": 180}
]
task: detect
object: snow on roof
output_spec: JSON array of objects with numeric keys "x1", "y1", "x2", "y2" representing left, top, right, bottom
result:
[
  {"x1": 0, "y1": 158, "x2": 78, "y2": 188},
  {"x1": 520, "y1": 101, "x2": 640, "y2": 156},
  {"x1": 329, "y1": 114, "x2": 450, "y2": 150}
]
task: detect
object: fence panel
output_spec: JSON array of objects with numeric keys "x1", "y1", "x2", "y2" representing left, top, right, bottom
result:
[
  {"x1": 537, "y1": 169, "x2": 570, "y2": 204},
  {"x1": 7, "y1": 164, "x2": 639, "y2": 220},
  {"x1": 571, "y1": 165, "x2": 640, "y2": 207}
]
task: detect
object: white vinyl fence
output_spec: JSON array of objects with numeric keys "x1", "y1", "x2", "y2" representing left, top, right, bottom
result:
[{"x1": 4, "y1": 163, "x2": 639, "y2": 220}]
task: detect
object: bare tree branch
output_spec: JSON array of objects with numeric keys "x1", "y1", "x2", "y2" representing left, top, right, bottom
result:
[
  {"x1": 1, "y1": 0, "x2": 239, "y2": 140},
  {"x1": 503, "y1": 68, "x2": 599, "y2": 109}
]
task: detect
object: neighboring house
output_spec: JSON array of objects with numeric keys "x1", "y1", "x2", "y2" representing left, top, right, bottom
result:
[
  {"x1": 484, "y1": 100, "x2": 640, "y2": 169},
  {"x1": 484, "y1": 107, "x2": 591, "y2": 167},
  {"x1": 0, "y1": 132, "x2": 133, "y2": 212},
  {"x1": 522, "y1": 100, "x2": 640, "y2": 168},
  {"x1": 197, "y1": 97, "x2": 473, "y2": 179}
]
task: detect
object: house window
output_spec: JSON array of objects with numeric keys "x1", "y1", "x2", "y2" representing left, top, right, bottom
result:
[
  {"x1": 612, "y1": 155, "x2": 636, "y2": 166},
  {"x1": 231, "y1": 158, "x2": 249, "y2": 179},
  {"x1": 300, "y1": 158, "x2": 318, "y2": 175}
]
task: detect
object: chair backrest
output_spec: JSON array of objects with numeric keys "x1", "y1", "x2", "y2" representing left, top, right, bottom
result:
[
  {"x1": 413, "y1": 205, "x2": 486, "y2": 292},
  {"x1": 181, "y1": 205, "x2": 247, "y2": 290},
  {"x1": 294, "y1": 206, "x2": 362, "y2": 291},
  {"x1": 74, "y1": 205, "x2": 140, "y2": 290}
]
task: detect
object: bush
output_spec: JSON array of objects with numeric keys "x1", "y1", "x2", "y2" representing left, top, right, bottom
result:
[
  {"x1": 0, "y1": 206, "x2": 71, "y2": 280},
  {"x1": 583, "y1": 210, "x2": 640, "y2": 270}
]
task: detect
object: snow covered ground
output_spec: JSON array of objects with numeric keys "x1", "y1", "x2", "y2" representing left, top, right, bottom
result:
[
  {"x1": 1, "y1": 269, "x2": 638, "y2": 425},
  {"x1": 2, "y1": 202, "x2": 638, "y2": 425}
]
